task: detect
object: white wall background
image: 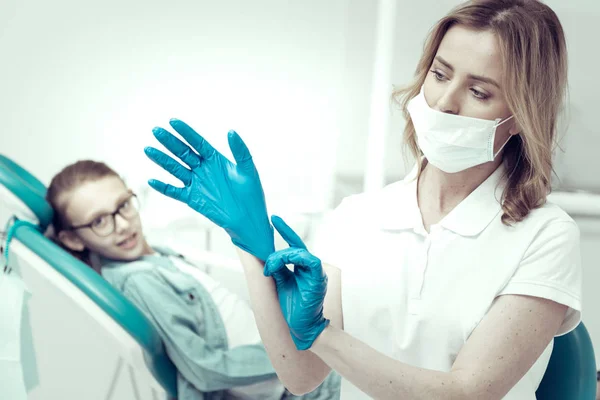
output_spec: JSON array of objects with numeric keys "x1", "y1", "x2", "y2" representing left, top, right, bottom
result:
[
  {"x1": 1, "y1": 0, "x2": 597, "y2": 205},
  {"x1": 0, "y1": 0, "x2": 347, "y2": 215},
  {"x1": 1, "y1": 0, "x2": 599, "y2": 372}
]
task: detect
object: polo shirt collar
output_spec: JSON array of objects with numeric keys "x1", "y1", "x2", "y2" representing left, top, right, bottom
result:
[{"x1": 378, "y1": 161, "x2": 507, "y2": 236}]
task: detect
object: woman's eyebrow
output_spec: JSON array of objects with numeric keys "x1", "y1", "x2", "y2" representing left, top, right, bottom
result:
[
  {"x1": 116, "y1": 190, "x2": 133, "y2": 204},
  {"x1": 80, "y1": 208, "x2": 109, "y2": 225},
  {"x1": 434, "y1": 55, "x2": 454, "y2": 71},
  {"x1": 80, "y1": 191, "x2": 132, "y2": 223},
  {"x1": 434, "y1": 55, "x2": 500, "y2": 88}
]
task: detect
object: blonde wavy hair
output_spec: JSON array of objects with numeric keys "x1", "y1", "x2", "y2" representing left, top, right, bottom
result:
[{"x1": 392, "y1": 0, "x2": 568, "y2": 225}]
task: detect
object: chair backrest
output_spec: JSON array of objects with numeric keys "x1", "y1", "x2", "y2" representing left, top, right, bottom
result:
[
  {"x1": 0, "y1": 154, "x2": 178, "y2": 398},
  {"x1": 0, "y1": 154, "x2": 52, "y2": 230},
  {"x1": 536, "y1": 322, "x2": 597, "y2": 400}
]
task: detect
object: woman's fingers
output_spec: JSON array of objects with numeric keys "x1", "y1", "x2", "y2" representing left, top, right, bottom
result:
[
  {"x1": 147, "y1": 179, "x2": 185, "y2": 202},
  {"x1": 265, "y1": 247, "x2": 324, "y2": 281},
  {"x1": 144, "y1": 146, "x2": 193, "y2": 186},
  {"x1": 271, "y1": 215, "x2": 307, "y2": 250},
  {"x1": 169, "y1": 118, "x2": 218, "y2": 160},
  {"x1": 151, "y1": 127, "x2": 201, "y2": 169}
]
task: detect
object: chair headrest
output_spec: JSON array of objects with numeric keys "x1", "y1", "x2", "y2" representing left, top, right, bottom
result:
[{"x1": 0, "y1": 154, "x2": 53, "y2": 230}]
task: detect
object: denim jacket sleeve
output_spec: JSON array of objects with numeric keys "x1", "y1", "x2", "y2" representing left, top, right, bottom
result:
[{"x1": 121, "y1": 271, "x2": 277, "y2": 393}]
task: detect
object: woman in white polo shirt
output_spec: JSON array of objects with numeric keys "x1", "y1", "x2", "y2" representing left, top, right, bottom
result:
[{"x1": 144, "y1": 0, "x2": 581, "y2": 398}]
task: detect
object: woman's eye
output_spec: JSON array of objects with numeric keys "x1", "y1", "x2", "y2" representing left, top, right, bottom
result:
[
  {"x1": 92, "y1": 215, "x2": 109, "y2": 228},
  {"x1": 431, "y1": 70, "x2": 446, "y2": 81},
  {"x1": 120, "y1": 200, "x2": 131, "y2": 210},
  {"x1": 430, "y1": 70, "x2": 445, "y2": 81},
  {"x1": 471, "y1": 88, "x2": 489, "y2": 100}
]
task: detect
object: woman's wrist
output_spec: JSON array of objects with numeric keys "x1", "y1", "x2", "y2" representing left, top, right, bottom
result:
[
  {"x1": 236, "y1": 247, "x2": 265, "y2": 270},
  {"x1": 309, "y1": 323, "x2": 334, "y2": 354}
]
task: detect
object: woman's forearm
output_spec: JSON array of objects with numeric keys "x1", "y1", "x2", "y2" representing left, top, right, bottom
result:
[
  {"x1": 311, "y1": 325, "x2": 467, "y2": 399},
  {"x1": 236, "y1": 248, "x2": 332, "y2": 395}
]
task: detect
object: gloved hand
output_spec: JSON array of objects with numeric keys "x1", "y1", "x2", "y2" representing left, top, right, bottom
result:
[
  {"x1": 264, "y1": 215, "x2": 329, "y2": 351},
  {"x1": 144, "y1": 118, "x2": 274, "y2": 261}
]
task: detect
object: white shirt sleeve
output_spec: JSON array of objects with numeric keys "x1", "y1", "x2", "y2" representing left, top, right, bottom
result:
[{"x1": 497, "y1": 220, "x2": 582, "y2": 336}]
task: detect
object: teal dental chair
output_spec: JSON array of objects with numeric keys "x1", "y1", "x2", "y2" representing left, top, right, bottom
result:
[
  {"x1": 536, "y1": 322, "x2": 597, "y2": 399},
  {"x1": 0, "y1": 154, "x2": 178, "y2": 399}
]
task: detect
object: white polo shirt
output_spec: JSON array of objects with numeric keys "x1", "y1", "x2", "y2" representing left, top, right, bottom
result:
[{"x1": 312, "y1": 162, "x2": 582, "y2": 399}]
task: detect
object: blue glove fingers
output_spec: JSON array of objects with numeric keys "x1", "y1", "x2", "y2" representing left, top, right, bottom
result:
[
  {"x1": 267, "y1": 247, "x2": 324, "y2": 280},
  {"x1": 151, "y1": 127, "x2": 201, "y2": 169},
  {"x1": 169, "y1": 119, "x2": 217, "y2": 160},
  {"x1": 264, "y1": 248, "x2": 297, "y2": 277},
  {"x1": 147, "y1": 179, "x2": 184, "y2": 201},
  {"x1": 227, "y1": 130, "x2": 255, "y2": 171},
  {"x1": 144, "y1": 147, "x2": 193, "y2": 186},
  {"x1": 271, "y1": 215, "x2": 307, "y2": 250},
  {"x1": 262, "y1": 251, "x2": 294, "y2": 286}
]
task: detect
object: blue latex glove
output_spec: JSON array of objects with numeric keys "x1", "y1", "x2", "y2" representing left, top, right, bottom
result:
[
  {"x1": 144, "y1": 119, "x2": 274, "y2": 261},
  {"x1": 264, "y1": 215, "x2": 330, "y2": 351}
]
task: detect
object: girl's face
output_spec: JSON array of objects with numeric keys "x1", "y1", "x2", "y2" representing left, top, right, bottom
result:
[
  {"x1": 423, "y1": 24, "x2": 520, "y2": 156},
  {"x1": 58, "y1": 175, "x2": 151, "y2": 262}
]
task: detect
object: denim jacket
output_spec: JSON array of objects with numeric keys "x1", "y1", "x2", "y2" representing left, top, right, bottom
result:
[
  {"x1": 100, "y1": 247, "x2": 278, "y2": 399},
  {"x1": 100, "y1": 247, "x2": 341, "y2": 400}
]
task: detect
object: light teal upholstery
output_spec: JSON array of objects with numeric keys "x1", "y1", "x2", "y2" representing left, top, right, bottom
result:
[
  {"x1": 536, "y1": 322, "x2": 597, "y2": 399},
  {"x1": 0, "y1": 154, "x2": 178, "y2": 398},
  {"x1": 0, "y1": 154, "x2": 53, "y2": 230}
]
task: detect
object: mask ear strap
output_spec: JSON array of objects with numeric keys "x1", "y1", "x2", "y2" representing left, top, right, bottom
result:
[
  {"x1": 492, "y1": 115, "x2": 515, "y2": 158},
  {"x1": 495, "y1": 115, "x2": 514, "y2": 127},
  {"x1": 493, "y1": 135, "x2": 513, "y2": 158}
]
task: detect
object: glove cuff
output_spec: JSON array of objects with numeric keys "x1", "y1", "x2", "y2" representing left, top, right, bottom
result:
[
  {"x1": 291, "y1": 318, "x2": 331, "y2": 351},
  {"x1": 230, "y1": 237, "x2": 275, "y2": 262}
]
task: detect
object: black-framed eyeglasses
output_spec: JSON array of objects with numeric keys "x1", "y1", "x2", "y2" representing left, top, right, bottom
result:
[{"x1": 69, "y1": 192, "x2": 140, "y2": 237}]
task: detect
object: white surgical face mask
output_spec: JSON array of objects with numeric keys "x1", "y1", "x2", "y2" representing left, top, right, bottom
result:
[{"x1": 407, "y1": 87, "x2": 514, "y2": 173}]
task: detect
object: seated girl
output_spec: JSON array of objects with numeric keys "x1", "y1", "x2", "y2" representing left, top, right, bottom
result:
[{"x1": 45, "y1": 159, "x2": 340, "y2": 400}]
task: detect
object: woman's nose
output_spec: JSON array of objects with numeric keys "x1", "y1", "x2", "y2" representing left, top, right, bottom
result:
[
  {"x1": 431, "y1": 87, "x2": 460, "y2": 115},
  {"x1": 114, "y1": 214, "x2": 131, "y2": 233}
]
